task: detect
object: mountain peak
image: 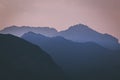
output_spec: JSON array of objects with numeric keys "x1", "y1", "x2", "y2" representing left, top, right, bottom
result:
[
  {"x1": 68, "y1": 24, "x2": 89, "y2": 30},
  {"x1": 58, "y1": 24, "x2": 120, "y2": 50}
]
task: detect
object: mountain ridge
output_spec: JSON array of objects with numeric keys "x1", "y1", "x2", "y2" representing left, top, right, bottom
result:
[
  {"x1": 22, "y1": 32, "x2": 120, "y2": 80},
  {"x1": 57, "y1": 24, "x2": 120, "y2": 50},
  {"x1": 0, "y1": 25, "x2": 58, "y2": 37},
  {"x1": 0, "y1": 24, "x2": 120, "y2": 50},
  {"x1": 0, "y1": 33, "x2": 66, "y2": 80}
]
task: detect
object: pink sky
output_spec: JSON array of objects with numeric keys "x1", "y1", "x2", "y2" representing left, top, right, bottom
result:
[{"x1": 0, "y1": 0, "x2": 120, "y2": 41}]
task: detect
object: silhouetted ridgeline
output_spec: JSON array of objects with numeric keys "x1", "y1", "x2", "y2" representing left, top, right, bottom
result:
[
  {"x1": 0, "y1": 24, "x2": 120, "y2": 80},
  {"x1": 22, "y1": 32, "x2": 120, "y2": 80},
  {"x1": 57, "y1": 24, "x2": 120, "y2": 50},
  {"x1": 0, "y1": 26, "x2": 57, "y2": 37},
  {"x1": 0, "y1": 34, "x2": 66, "y2": 80},
  {"x1": 0, "y1": 24, "x2": 120, "y2": 50}
]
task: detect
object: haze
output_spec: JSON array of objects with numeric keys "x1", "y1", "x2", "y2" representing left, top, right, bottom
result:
[{"x1": 0, "y1": 0, "x2": 120, "y2": 40}]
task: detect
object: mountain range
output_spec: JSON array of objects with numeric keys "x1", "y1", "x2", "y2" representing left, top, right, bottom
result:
[
  {"x1": 0, "y1": 25, "x2": 57, "y2": 37},
  {"x1": 57, "y1": 24, "x2": 120, "y2": 50},
  {"x1": 0, "y1": 24, "x2": 120, "y2": 50},
  {"x1": 0, "y1": 34, "x2": 66, "y2": 80},
  {"x1": 1, "y1": 23, "x2": 120, "y2": 80},
  {"x1": 22, "y1": 32, "x2": 120, "y2": 80}
]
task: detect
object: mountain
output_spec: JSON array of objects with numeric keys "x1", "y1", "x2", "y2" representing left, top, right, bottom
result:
[
  {"x1": 22, "y1": 32, "x2": 120, "y2": 80},
  {"x1": 0, "y1": 34, "x2": 66, "y2": 80},
  {"x1": 0, "y1": 24, "x2": 120, "y2": 50},
  {"x1": 57, "y1": 24, "x2": 120, "y2": 50},
  {"x1": 0, "y1": 26, "x2": 57, "y2": 37}
]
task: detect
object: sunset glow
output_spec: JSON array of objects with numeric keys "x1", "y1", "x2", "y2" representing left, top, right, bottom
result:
[{"x1": 0, "y1": 0, "x2": 120, "y2": 40}]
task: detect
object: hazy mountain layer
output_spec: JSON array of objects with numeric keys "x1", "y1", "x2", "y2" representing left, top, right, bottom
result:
[
  {"x1": 0, "y1": 26, "x2": 57, "y2": 37},
  {"x1": 0, "y1": 24, "x2": 119, "y2": 50},
  {"x1": 22, "y1": 32, "x2": 120, "y2": 80},
  {"x1": 57, "y1": 24, "x2": 120, "y2": 50}
]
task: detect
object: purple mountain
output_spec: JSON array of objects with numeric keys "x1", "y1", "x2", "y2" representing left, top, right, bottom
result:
[
  {"x1": 0, "y1": 25, "x2": 57, "y2": 37},
  {"x1": 22, "y1": 32, "x2": 120, "y2": 80},
  {"x1": 0, "y1": 24, "x2": 119, "y2": 50},
  {"x1": 57, "y1": 24, "x2": 120, "y2": 50}
]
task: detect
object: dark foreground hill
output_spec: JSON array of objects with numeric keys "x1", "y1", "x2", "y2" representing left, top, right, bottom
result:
[
  {"x1": 0, "y1": 34, "x2": 66, "y2": 80},
  {"x1": 22, "y1": 32, "x2": 120, "y2": 80}
]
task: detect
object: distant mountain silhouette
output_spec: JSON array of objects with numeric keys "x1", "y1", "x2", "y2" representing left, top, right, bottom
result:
[
  {"x1": 0, "y1": 34, "x2": 66, "y2": 80},
  {"x1": 0, "y1": 24, "x2": 120, "y2": 50},
  {"x1": 0, "y1": 26, "x2": 57, "y2": 37},
  {"x1": 22, "y1": 32, "x2": 120, "y2": 80},
  {"x1": 57, "y1": 24, "x2": 120, "y2": 50}
]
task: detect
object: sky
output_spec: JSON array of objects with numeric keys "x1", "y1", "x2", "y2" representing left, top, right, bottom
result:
[{"x1": 0, "y1": 0, "x2": 120, "y2": 41}]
